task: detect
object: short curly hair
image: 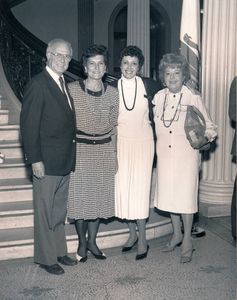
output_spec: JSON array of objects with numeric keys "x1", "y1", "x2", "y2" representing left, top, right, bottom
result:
[
  {"x1": 80, "y1": 45, "x2": 109, "y2": 72},
  {"x1": 159, "y1": 53, "x2": 191, "y2": 85},
  {"x1": 118, "y1": 46, "x2": 144, "y2": 71}
]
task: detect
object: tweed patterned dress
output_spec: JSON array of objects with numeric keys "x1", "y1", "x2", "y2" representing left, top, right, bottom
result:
[{"x1": 67, "y1": 80, "x2": 119, "y2": 220}]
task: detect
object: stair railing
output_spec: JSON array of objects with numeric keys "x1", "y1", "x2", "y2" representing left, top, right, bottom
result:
[{"x1": 0, "y1": 0, "x2": 117, "y2": 102}]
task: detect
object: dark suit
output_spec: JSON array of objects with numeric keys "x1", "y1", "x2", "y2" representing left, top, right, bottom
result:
[
  {"x1": 20, "y1": 68, "x2": 76, "y2": 265},
  {"x1": 229, "y1": 76, "x2": 236, "y2": 239}
]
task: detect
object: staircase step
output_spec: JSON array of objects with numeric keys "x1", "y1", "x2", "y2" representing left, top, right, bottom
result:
[
  {"x1": 0, "y1": 178, "x2": 33, "y2": 203},
  {"x1": 0, "y1": 109, "x2": 9, "y2": 124},
  {"x1": 0, "y1": 125, "x2": 20, "y2": 141},
  {"x1": 0, "y1": 199, "x2": 34, "y2": 230},
  {"x1": 0, "y1": 202, "x2": 71, "y2": 230},
  {"x1": 0, "y1": 201, "x2": 33, "y2": 215},
  {"x1": 0, "y1": 209, "x2": 172, "y2": 260},
  {"x1": 0, "y1": 95, "x2": 7, "y2": 109},
  {"x1": 0, "y1": 158, "x2": 30, "y2": 179},
  {"x1": 0, "y1": 140, "x2": 24, "y2": 159},
  {"x1": 0, "y1": 211, "x2": 33, "y2": 230}
]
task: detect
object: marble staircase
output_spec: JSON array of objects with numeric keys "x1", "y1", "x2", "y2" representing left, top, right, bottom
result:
[{"x1": 0, "y1": 78, "x2": 172, "y2": 261}]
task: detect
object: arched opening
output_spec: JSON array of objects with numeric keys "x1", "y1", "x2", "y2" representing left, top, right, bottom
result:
[
  {"x1": 112, "y1": 5, "x2": 127, "y2": 78},
  {"x1": 108, "y1": 1, "x2": 171, "y2": 82}
]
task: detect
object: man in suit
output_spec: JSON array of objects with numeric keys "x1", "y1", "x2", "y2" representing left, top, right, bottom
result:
[
  {"x1": 229, "y1": 76, "x2": 236, "y2": 241},
  {"x1": 20, "y1": 38, "x2": 77, "y2": 275}
]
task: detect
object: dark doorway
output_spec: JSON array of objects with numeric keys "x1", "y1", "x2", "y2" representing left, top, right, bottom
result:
[
  {"x1": 108, "y1": 2, "x2": 171, "y2": 82},
  {"x1": 113, "y1": 5, "x2": 127, "y2": 78}
]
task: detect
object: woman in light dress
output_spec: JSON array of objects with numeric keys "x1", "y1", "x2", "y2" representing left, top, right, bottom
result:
[
  {"x1": 153, "y1": 53, "x2": 217, "y2": 263},
  {"x1": 114, "y1": 46, "x2": 160, "y2": 260}
]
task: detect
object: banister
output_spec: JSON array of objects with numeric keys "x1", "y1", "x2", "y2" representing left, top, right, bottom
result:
[{"x1": 0, "y1": 0, "x2": 118, "y2": 101}]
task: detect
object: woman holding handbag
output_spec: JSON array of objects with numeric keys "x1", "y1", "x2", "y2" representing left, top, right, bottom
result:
[{"x1": 153, "y1": 53, "x2": 217, "y2": 263}]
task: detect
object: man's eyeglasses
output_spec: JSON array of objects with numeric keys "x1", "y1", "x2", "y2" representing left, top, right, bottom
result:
[{"x1": 48, "y1": 52, "x2": 72, "y2": 61}]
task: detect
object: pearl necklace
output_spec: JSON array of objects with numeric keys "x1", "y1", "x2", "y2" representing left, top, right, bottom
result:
[{"x1": 121, "y1": 78, "x2": 137, "y2": 111}]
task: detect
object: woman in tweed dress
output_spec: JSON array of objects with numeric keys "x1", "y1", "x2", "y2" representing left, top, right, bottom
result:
[{"x1": 67, "y1": 45, "x2": 119, "y2": 261}]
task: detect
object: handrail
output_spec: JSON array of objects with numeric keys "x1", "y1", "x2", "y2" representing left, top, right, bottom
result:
[{"x1": 0, "y1": 0, "x2": 117, "y2": 101}]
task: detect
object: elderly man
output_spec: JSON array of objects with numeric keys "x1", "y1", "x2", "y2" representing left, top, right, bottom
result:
[{"x1": 20, "y1": 38, "x2": 77, "y2": 275}]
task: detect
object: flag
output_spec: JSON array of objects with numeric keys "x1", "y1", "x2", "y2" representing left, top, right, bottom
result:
[{"x1": 180, "y1": 0, "x2": 201, "y2": 91}]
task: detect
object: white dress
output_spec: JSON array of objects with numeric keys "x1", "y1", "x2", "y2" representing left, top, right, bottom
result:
[
  {"x1": 115, "y1": 76, "x2": 154, "y2": 220},
  {"x1": 153, "y1": 85, "x2": 217, "y2": 214}
]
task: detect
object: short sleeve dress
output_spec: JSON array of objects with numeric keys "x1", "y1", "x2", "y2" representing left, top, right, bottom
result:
[
  {"x1": 67, "y1": 80, "x2": 119, "y2": 220},
  {"x1": 152, "y1": 85, "x2": 217, "y2": 214}
]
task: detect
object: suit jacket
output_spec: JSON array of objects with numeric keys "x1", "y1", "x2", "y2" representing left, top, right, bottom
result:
[
  {"x1": 229, "y1": 76, "x2": 236, "y2": 157},
  {"x1": 20, "y1": 68, "x2": 76, "y2": 175}
]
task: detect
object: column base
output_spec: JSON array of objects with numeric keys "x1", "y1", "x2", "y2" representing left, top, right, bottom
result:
[{"x1": 199, "y1": 202, "x2": 231, "y2": 218}]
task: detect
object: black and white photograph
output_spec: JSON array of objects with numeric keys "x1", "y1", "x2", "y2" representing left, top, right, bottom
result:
[{"x1": 0, "y1": 0, "x2": 236, "y2": 299}]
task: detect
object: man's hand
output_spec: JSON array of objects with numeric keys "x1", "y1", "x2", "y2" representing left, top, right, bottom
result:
[{"x1": 32, "y1": 161, "x2": 45, "y2": 179}]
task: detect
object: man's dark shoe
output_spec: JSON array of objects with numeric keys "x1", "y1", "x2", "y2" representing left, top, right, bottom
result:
[
  {"x1": 58, "y1": 255, "x2": 77, "y2": 266},
  {"x1": 191, "y1": 226, "x2": 206, "y2": 238},
  {"x1": 40, "y1": 263, "x2": 65, "y2": 275}
]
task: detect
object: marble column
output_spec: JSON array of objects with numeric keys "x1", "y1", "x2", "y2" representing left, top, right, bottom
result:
[
  {"x1": 127, "y1": 0, "x2": 150, "y2": 77},
  {"x1": 199, "y1": 0, "x2": 237, "y2": 217}
]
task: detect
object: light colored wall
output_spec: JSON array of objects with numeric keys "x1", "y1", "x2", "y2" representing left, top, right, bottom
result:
[{"x1": 12, "y1": 0, "x2": 78, "y2": 59}]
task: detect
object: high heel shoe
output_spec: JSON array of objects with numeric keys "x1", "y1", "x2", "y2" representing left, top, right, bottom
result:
[
  {"x1": 122, "y1": 238, "x2": 138, "y2": 252},
  {"x1": 87, "y1": 248, "x2": 106, "y2": 260},
  {"x1": 180, "y1": 247, "x2": 195, "y2": 263},
  {"x1": 76, "y1": 253, "x2": 87, "y2": 262},
  {"x1": 162, "y1": 241, "x2": 182, "y2": 252},
  {"x1": 135, "y1": 245, "x2": 149, "y2": 260}
]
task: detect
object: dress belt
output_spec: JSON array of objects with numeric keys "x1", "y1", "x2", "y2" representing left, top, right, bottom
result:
[
  {"x1": 76, "y1": 129, "x2": 112, "y2": 137},
  {"x1": 76, "y1": 136, "x2": 111, "y2": 145}
]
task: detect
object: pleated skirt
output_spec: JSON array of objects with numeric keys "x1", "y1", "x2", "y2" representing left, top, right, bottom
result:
[{"x1": 115, "y1": 138, "x2": 154, "y2": 220}]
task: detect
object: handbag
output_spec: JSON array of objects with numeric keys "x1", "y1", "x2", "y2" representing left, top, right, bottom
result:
[{"x1": 184, "y1": 105, "x2": 210, "y2": 151}]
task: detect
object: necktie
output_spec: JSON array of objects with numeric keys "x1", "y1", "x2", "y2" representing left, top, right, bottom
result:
[
  {"x1": 59, "y1": 76, "x2": 66, "y2": 96},
  {"x1": 59, "y1": 77, "x2": 72, "y2": 109}
]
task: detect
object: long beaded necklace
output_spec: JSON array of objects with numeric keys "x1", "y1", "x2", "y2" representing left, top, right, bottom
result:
[
  {"x1": 121, "y1": 77, "x2": 137, "y2": 111},
  {"x1": 161, "y1": 93, "x2": 183, "y2": 128}
]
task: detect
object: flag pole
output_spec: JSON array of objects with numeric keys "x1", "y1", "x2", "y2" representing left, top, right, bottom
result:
[{"x1": 180, "y1": 0, "x2": 201, "y2": 92}]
